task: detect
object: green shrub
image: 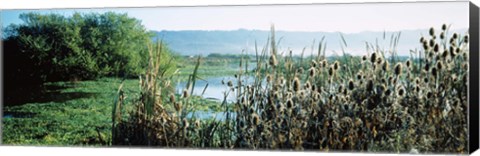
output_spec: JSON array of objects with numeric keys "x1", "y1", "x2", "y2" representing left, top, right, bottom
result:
[{"x1": 3, "y1": 12, "x2": 153, "y2": 83}]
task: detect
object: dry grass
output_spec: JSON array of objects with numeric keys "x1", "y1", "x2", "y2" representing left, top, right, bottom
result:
[{"x1": 112, "y1": 24, "x2": 469, "y2": 154}]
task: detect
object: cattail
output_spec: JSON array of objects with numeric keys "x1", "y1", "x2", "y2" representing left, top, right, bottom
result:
[
  {"x1": 169, "y1": 94, "x2": 176, "y2": 103},
  {"x1": 370, "y1": 52, "x2": 377, "y2": 63},
  {"x1": 269, "y1": 55, "x2": 278, "y2": 67},
  {"x1": 348, "y1": 79, "x2": 355, "y2": 90},
  {"x1": 429, "y1": 27, "x2": 435, "y2": 36},
  {"x1": 293, "y1": 77, "x2": 301, "y2": 92},
  {"x1": 182, "y1": 89, "x2": 189, "y2": 98},
  {"x1": 394, "y1": 63, "x2": 403, "y2": 76}
]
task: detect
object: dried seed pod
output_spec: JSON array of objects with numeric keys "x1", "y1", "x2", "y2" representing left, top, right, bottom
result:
[{"x1": 394, "y1": 63, "x2": 403, "y2": 76}]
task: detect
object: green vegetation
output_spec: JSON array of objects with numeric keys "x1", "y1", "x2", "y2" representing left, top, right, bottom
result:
[
  {"x1": 113, "y1": 25, "x2": 469, "y2": 154},
  {"x1": 3, "y1": 78, "x2": 138, "y2": 145},
  {"x1": 3, "y1": 12, "x2": 160, "y2": 85}
]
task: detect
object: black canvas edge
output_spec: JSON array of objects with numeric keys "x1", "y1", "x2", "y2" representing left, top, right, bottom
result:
[
  {"x1": 470, "y1": 1, "x2": 479, "y2": 154},
  {"x1": 0, "y1": 12, "x2": 4, "y2": 145}
]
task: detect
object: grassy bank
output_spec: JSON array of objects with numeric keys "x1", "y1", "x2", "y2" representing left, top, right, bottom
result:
[{"x1": 2, "y1": 77, "x2": 224, "y2": 145}]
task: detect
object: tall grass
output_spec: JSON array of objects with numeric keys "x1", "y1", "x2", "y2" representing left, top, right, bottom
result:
[{"x1": 112, "y1": 24, "x2": 468, "y2": 154}]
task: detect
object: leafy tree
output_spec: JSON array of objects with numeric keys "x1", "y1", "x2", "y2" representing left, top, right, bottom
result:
[{"x1": 3, "y1": 12, "x2": 156, "y2": 85}]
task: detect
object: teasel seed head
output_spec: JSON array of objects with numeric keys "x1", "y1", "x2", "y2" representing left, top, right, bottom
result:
[
  {"x1": 433, "y1": 44, "x2": 439, "y2": 53},
  {"x1": 252, "y1": 114, "x2": 260, "y2": 125},
  {"x1": 338, "y1": 85, "x2": 344, "y2": 93},
  {"x1": 420, "y1": 36, "x2": 425, "y2": 43},
  {"x1": 440, "y1": 32, "x2": 445, "y2": 40},
  {"x1": 356, "y1": 71, "x2": 363, "y2": 80},
  {"x1": 293, "y1": 77, "x2": 301, "y2": 92},
  {"x1": 348, "y1": 79, "x2": 355, "y2": 90},
  {"x1": 333, "y1": 61, "x2": 340, "y2": 71},
  {"x1": 423, "y1": 40, "x2": 429, "y2": 50},
  {"x1": 309, "y1": 67, "x2": 316, "y2": 77},
  {"x1": 370, "y1": 52, "x2": 377, "y2": 64},
  {"x1": 429, "y1": 27, "x2": 435, "y2": 36},
  {"x1": 427, "y1": 91, "x2": 433, "y2": 99},
  {"x1": 194, "y1": 119, "x2": 201, "y2": 128},
  {"x1": 227, "y1": 80, "x2": 233, "y2": 87},
  {"x1": 311, "y1": 60, "x2": 318, "y2": 68},
  {"x1": 385, "y1": 89, "x2": 392, "y2": 96},
  {"x1": 362, "y1": 55, "x2": 367, "y2": 61},
  {"x1": 424, "y1": 77, "x2": 429, "y2": 84},
  {"x1": 397, "y1": 86, "x2": 405, "y2": 97},
  {"x1": 436, "y1": 61, "x2": 443, "y2": 70},
  {"x1": 405, "y1": 59, "x2": 411, "y2": 69},
  {"x1": 394, "y1": 63, "x2": 403, "y2": 76},
  {"x1": 429, "y1": 39, "x2": 435, "y2": 47},
  {"x1": 328, "y1": 66, "x2": 334, "y2": 76},
  {"x1": 366, "y1": 79, "x2": 374, "y2": 92},
  {"x1": 462, "y1": 63, "x2": 469, "y2": 71},
  {"x1": 442, "y1": 24, "x2": 447, "y2": 31},
  {"x1": 269, "y1": 55, "x2": 278, "y2": 67},
  {"x1": 452, "y1": 74, "x2": 458, "y2": 82},
  {"x1": 464, "y1": 35, "x2": 469, "y2": 43},
  {"x1": 266, "y1": 75, "x2": 272, "y2": 83},
  {"x1": 453, "y1": 33, "x2": 458, "y2": 39},
  {"x1": 286, "y1": 98, "x2": 294, "y2": 109},
  {"x1": 431, "y1": 67, "x2": 438, "y2": 77},
  {"x1": 304, "y1": 81, "x2": 311, "y2": 90}
]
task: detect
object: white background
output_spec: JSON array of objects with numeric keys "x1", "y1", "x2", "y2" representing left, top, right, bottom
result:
[{"x1": 0, "y1": 0, "x2": 479, "y2": 156}]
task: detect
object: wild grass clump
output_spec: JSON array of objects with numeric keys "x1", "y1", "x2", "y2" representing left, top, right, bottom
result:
[{"x1": 113, "y1": 24, "x2": 468, "y2": 154}]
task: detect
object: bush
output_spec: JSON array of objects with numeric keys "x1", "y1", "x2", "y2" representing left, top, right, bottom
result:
[{"x1": 3, "y1": 12, "x2": 153, "y2": 84}]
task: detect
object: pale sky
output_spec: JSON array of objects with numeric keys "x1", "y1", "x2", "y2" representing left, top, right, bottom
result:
[{"x1": 1, "y1": 1, "x2": 469, "y2": 33}]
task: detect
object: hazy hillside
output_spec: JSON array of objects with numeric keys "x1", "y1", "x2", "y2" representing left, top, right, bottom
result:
[{"x1": 154, "y1": 28, "x2": 468, "y2": 57}]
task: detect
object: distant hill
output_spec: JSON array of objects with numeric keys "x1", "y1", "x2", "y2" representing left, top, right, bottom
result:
[{"x1": 153, "y1": 28, "x2": 468, "y2": 57}]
